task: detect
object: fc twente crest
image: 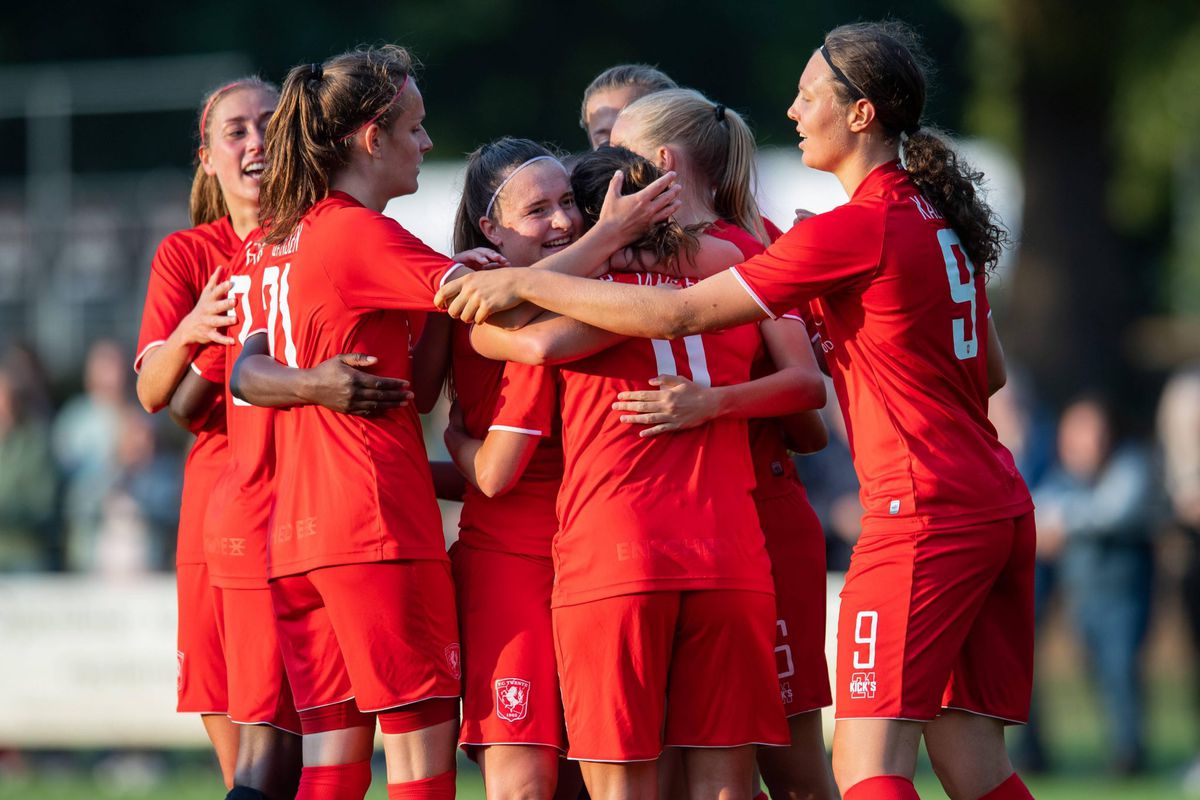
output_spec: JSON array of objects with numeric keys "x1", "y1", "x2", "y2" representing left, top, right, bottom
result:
[{"x1": 495, "y1": 678, "x2": 530, "y2": 722}]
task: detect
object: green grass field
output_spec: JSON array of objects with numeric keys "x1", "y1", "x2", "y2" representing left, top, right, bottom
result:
[{"x1": 1, "y1": 673, "x2": 1194, "y2": 799}]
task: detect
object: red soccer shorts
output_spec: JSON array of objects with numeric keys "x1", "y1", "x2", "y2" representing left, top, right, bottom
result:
[
  {"x1": 553, "y1": 590, "x2": 789, "y2": 762},
  {"x1": 270, "y1": 560, "x2": 461, "y2": 714},
  {"x1": 835, "y1": 512, "x2": 1036, "y2": 723},
  {"x1": 176, "y1": 562, "x2": 227, "y2": 713},
  {"x1": 757, "y1": 488, "x2": 833, "y2": 716},
  {"x1": 212, "y1": 586, "x2": 302, "y2": 734},
  {"x1": 452, "y1": 545, "x2": 564, "y2": 753}
]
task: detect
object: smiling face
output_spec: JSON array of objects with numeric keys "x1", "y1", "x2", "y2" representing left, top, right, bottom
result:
[
  {"x1": 482, "y1": 160, "x2": 582, "y2": 268},
  {"x1": 200, "y1": 86, "x2": 276, "y2": 214},
  {"x1": 380, "y1": 80, "x2": 433, "y2": 198},
  {"x1": 786, "y1": 51, "x2": 856, "y2": 173}
]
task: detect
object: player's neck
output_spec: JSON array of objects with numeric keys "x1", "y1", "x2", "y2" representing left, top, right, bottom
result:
[
  {"x1": 673, "y1": 177, "x2": 719, "y2": 228},
  {"x1": 833, "y1": 140, "x2": 899, "y2": 198},
  {"x1": 227, "y1": 202, "x2": 259, "y2": 240},
  {"x1": 330, "y1": 170, "x2": 389, "y2": 213}
]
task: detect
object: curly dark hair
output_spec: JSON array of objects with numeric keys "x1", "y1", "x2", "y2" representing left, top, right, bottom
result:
[
  {"x1": 824, "y1": 21, "x2": 1008, "y2": 274},
  {"x1": 569, "y1": 145, "x2": 700, "y2": 271}
]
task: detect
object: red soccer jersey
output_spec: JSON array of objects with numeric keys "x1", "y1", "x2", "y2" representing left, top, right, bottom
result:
[
  {"x1": 135, "y1": 217, "x2": 240, "y2": 565},
  {"x1": 260, "y1": 192, "x2": 460, "y2": 577},
  {"x1": 729, "y1": 160, "x2": 1031, "y2": 533},
  {"x1": 452, "y1": 323, "x2": 562, "y2": 558},
  {"x1": 552, "y1": 272, "x2": 773, "y2": 608},
  {"x1": 709, "y1": 220, "x2": 802, "y2": 497},
  {"x1": 193, "y1": 233, "x2": 276, "y2": 588}
]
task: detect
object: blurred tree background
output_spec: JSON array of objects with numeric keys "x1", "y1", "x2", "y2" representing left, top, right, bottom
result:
[{"x1": 1, "y1": 0, "x2": 1198, "y2": 409}]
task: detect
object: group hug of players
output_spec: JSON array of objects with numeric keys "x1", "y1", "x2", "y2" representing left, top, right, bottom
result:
[{"x1": 134, "y1": 19, "x2": 1039, "y2": 800}]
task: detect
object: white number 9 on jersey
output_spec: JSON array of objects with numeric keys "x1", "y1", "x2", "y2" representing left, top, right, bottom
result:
[{"x1": 937, "y1": 229, "x2": 978, "y2": 360}]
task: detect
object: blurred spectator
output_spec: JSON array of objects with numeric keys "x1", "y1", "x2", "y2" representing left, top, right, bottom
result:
[
  {"x1": 1033, "y1": 393, "x2": 1158, "y2": 775},
  {"x1": 990, "y1": 366, "x2": 1057, "y2": 772},
  {"x1": 51, "y1": 339, "x2": 129, "y2": 571},
  {"x1": 793, "y1": 394, "x2": 861, "y2": 572},
  {"x1": 1157, "y1": 364, "x2": 1200, "y2": 793},
  {"x1": 0, "y1": 367, "x2": 58, "y2": 570},
  {"x1": 1, "y1": 340, "x2": 55, "y2": 422},
  {"x1": 92, "y1": 406, "x2": 182, "y2": 574}
]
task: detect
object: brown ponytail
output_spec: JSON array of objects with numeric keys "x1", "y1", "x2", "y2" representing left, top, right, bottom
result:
[
  {"x1": 823, "y1": 21, "x2": 1007, "y2": 273},
  {"x1": 620, "y1": 88, "x2": 769, "y2": 246},
  {"x1": 189, "y1": 77, "x2": 278, "y2": 226},
  {"x1": 260, "y1": 45, "x2": 415, "y2": 244}
]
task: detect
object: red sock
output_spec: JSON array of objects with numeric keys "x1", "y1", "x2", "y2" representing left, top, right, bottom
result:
[
  {"x1": 295, "y1": 759, "x2": 373, "y2": 800},
  {"x1": 844, "y1": 775, "x2": 920, "y2": 800},
  {"x1": 980, "y1": 773, "x2": 1034, "y2": 800},
  {"x1": 387, "y1": 769, "x2": 455, "y2": 800},
  {"x1": 753, "y1": 792, "x2": 769, "y2": 800}
]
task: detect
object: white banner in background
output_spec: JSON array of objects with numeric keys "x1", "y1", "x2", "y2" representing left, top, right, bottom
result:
[
  {"x1": 0, "y1": 573, "x2": 845, "y2": 747},
  {"x1": 0, "y1": 575, "x2": 207, "y2": 747}
]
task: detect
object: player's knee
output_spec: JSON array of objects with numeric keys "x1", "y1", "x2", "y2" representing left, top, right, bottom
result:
[{"x1": 486, "y1": 771, "x2": 557, "y2": 800}]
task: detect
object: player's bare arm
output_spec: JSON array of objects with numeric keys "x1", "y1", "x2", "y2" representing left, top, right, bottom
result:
[
  {"x1": 438, "y1": 266, "x2": 765, "y2": 339},
  {"x1": 469, "y1": 311, "x2": 625, "y2": 366},
  {"x1": 986, "y1": 316, "x2": 1007, "y2": 396},
  {"x1": 167, "y1": 368, "x2": 221, "y2": 432},
  {"x1": 231, "y1": 332, "x2": 412, "y2": 416},
  {"x1": 136, "y1": 269, "x2": 236, "y2": 413},
  {"x1": 443, "y1": 401, "x2": 542, "y2": 498}
]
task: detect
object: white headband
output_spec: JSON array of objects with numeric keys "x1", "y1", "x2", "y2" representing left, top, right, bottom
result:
[{"x1": 484, "y1": 156, "x2": 564, "y2": 219}]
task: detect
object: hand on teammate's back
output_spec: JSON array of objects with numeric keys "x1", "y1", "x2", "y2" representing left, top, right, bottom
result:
[{"x1": 305, "y1": 353, "x2": 413, "y2": 416}]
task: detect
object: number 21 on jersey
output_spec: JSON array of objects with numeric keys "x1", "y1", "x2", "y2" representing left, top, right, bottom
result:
[{"x1": 937, "y1": 228, "x2": 978, "y2": 361}]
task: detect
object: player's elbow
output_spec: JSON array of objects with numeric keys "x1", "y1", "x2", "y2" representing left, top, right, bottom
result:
[
  {"x1": 988, "y1": 362, "x2": 1007, "y2": 396},
  {"x1": 135, "y1": 380, "x2": 165, "y2": 415},
  {"x1": 791, "y1": 370, "x2": 827, "y2": 410},
  {"x1": 475, "y1": 468, "x2": 516, "y2": 498},
  {"x1": 167, "y1": 402, "x2": 198, "y2": 432}
]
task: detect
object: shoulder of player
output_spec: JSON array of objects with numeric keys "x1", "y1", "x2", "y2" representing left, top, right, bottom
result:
[{"x1": 151, "y1": 221, "x2": 235, "y2": 280}]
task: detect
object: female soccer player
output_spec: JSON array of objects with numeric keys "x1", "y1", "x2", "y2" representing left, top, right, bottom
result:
[
  {"x1": 468, "y1": 146, "x2": 789, "y2": 800},
  {"x1": 236, "y1": 47, "x2": 678, "y2": 800},
  {"x1": 133, "y1": 76, "x2": 276, "y2": 789},
  {"x1": 442, "y1": 137, "x2": 580, "y2": 800},
  {"x1": 438, "y1": 21, "x2": 1035, "y2": 800},
  {"x1": 580, "y1": 64, "x2": 676, "y2": 149},
  {"x1": 604, "y1": 87, "x2": 836, "y2": 800}
]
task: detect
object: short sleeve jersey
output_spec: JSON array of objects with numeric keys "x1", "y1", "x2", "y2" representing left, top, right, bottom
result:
[
  {"x1": 552, "y1": 272, "x2": 773, "y2": 608},
  {"x1": 135, "y1": 217, "x2": 240, "y2": 565},
  {"x1": 194, "y1": 233, "x2": 276, "y2": 588},
  {"x1": 262, "y1": 193, "x2": 462, "y2": 577},
  {"x1": 709, "y1": 220, "x2": 802, "y2": 498},
  {"x1": 451, "y1": 323, "x2": 562, "y2": 557},
  {"x1": 729, "y1": 161, "x2": 1031, "y2": 533}
]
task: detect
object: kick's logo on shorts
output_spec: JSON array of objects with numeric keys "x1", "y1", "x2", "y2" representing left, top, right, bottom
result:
[
  {"x1": 849, "y1": 671, "x2": 877, "y2": 700},
  {"x1": 495, "y1": 678, "x2": 530, "y2": 722},
  {"x1": 176, "y1": 650, "x2": 185, "y2": 692},
  {"x1": 444, "y1": 644, "x2": 461, "y2": 680}
]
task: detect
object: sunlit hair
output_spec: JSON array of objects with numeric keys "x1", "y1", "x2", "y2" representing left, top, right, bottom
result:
[
  {"x1": 570, "y1": 145, "x2": 700, "y2": 272},
  {"x1": 823, "y1": 21, "x2": 1008, "y2": 274},
  {"x1": 619, "y1": 88, "x2": 768, "y2": 246},
  {"x1": 189, "y1": 77, "x2": 278, "y2": 226},
  {"x1": 579, "y1": 64, "x2": 677, "y2": 130},
  {"x1": 452, "y1": 137, "x2": 561, "y2": 253},
  {"x1": 260, "y1": 45, "x2": 415, "y2": 244}
]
